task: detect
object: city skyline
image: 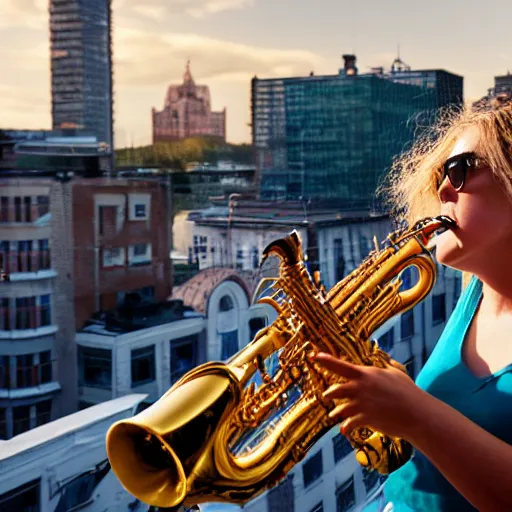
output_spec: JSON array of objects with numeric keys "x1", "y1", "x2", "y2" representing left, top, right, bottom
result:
[{"x1": 1, "y1": 0, "x2": 511, "y2": 147}]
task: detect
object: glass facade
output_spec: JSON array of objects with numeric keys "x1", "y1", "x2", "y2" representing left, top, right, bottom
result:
[
  {"x1": 50, "y1": 0, "x2": 113, "y2": 149},
  {"x1": 252, "y1": 68, "x2": 463, "y2": 208}
]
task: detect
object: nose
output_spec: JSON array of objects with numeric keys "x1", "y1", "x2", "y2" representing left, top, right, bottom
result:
[{"x1": 437, "y1": 175, "x2": 458, "y2": 203}]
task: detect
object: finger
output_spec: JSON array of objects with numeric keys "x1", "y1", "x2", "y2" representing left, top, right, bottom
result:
[
  {"x1": 323, "y1": 381, "x2": 358, "y2": 400},
  {"x1": 328, "y1": 401, "x2": 359, "y2": 422},
  {"x1": 340, "y1": 413, "x2": 366, "y2": 436},
  {"x1": 314, "y1": 353, "x2": 363, "y2": 380}
]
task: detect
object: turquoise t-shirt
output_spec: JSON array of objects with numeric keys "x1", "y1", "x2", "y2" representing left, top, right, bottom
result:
[{"x1": 383, "y1": 277, "x2": 512, "y2": 511}]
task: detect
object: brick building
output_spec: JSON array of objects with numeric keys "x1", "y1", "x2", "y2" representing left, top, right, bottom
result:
[
  {"x1": 152, "y1": 61, "x2": 226, "y2": 143},
  {"x1": 72, "y1": 178, "x2": 173, "y2": 330},
  {"x1": 0, "y1": 174, "x2": 173, "y2": 438}
]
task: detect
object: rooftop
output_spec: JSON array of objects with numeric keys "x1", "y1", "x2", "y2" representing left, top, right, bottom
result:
[
  {"x1": 0, "y1": 394, "x2": 145, "y2": 462},
  {"x1": 81, "y1": 296, "x2": 203, "y2": 336},
  {"x1": 171, "y1": 267, "x2": 262, "y2": 313},
  {"x1": 190, "y1": 200, "x2": 387, "y2": 227}
]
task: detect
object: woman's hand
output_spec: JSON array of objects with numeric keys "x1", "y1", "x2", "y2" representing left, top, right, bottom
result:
[{"x1": 315, "y1": 352, "x2": 430, "y2": 440}]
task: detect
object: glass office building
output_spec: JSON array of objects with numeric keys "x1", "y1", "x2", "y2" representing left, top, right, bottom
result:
[
  {"x1": 50, "y1": 0, "x2": 114, "y2": 152},
  {"x1": 252, "y1": 58, "x2": 463, "y2": 208}
]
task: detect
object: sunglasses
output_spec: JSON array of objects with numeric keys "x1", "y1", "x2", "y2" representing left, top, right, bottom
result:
[{"x1": 439, "y1": 152, "x2": 486, "y2": 191}]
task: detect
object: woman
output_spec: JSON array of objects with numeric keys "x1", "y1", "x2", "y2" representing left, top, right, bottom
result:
[{"x1": 315, "y1": 96, "x2": 512, "y2": 512}]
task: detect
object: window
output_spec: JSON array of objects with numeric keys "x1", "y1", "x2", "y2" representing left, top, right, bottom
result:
[
  {"x1": 171, "y1": 335, "x2": 198, "y2": 384},
  {"x1": 359, "y1": 234, "x2": 369, "y2": 260},
  {"x1": 0, "y1": 298, "x2": 10, "y2": 330},
  {"x1": 24, "y1": 196, "x2": 32, "y2": 222},
  {"x1": 128, "y1": 243, "x2": 151, "y2": 265},
  {"x1": 432, "y1": 293, "x2": 446, "y2": 324},
  {"x1": 332, "y1": 432, "x2": 352, "y2": 463},
  {"x1": 54, "y1": 460, "x2": 110, "y2": 512},
  {"x1": 0, "y1": 408, "x2": 6, "y2": 440},
  {"x1": 378, "y1": 327, "x2": 394, "y2": 353},
  {"x1": 0, "y1": 197, "x2": 8, "y2": 222},
  {"x1": 249, "y1": 317, "x2": 267, "y2": 340},
  {"x1": 219, "y1": 295, "x2": 234, "y2": 312},
  {"x1": 0, "y1": 241, "x2": 9, "y2": 274},
  {"x1": 16, "y1": 297, "x2": 36, "y2": 329},
  {"x1": 39, "y1": 351, "x2": 52, "y2": 383},
  {"x1": 310, "y1": 503, "x2": 323, "y2": 512},
  {"x1": 40, "y1": 295, "x2": 51, "y2": 326},
  {"x1": 134, "y1": 203, "x2": 146, "y2": 218},
  {"x1": 336, "y1": 477, "x2": 355, "y2": 511},
  {"x1": 363, "y1": 468, "x2": 379, "y2": 493},
  {"x1": 221, "y1": 330, "x2": 238, "y2": 360},
  {"x1": 36, "y1": 400, "x2": 52, "y2": 427},
  {"x1": 38, "y1": 239, "x2": 50, "y2": 270},
  {"x1": 334, "y1": 237, "x2": 345, "y2": 282},
  {"x1": 302, "y1": 450, "x2": 323, "y2": 488},
  {"x1": 37, "y1": 195, "x2": 50, "y2": 217},
  {"x1": 102, "y1": 247, "x2": 124, "y2": 267},
  {"x1": 131, "y1": 345, "x2": 155, "y2": 386},
  {"x1": 267, "y1": 474, "x2": 294, "y2": 512},
  {"x1": 16, "y1": 354, "x2": 35, "y2": 388},
  {"x1": 0, "y1": 479, "x2": 40, "y2": 511},
  {"x1": 18, "y1": 240, "x2": 33, "y2": 272},
  {"x1": 252, "y1": 247, "x2": 259, "y2": 269},
  {"x1": 12, "y1": 405, "x2": 31, "y2": 436},
  {"x1": 98, "y1": 205, "x2": 117, "y2": 236},
  {"x1": 401, "y1": 309, "x2": 414, "y2": 339},
  {"x1": 128, "y1": 194, "x2": 150, "y2": 221},
  {"x1": 14, "y1": 197, "x2": 22, "y2": 222},
  {"x1": 0, "y1": 355, "x2": 10, "y2": 389},
  {"x1": 78, "y1": 347, "x2": 112, "y2": 389}
]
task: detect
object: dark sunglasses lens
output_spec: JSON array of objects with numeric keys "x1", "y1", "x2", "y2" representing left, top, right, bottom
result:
[{"x1": 446, "y1": 159, "x2": 465, "y2": 190}]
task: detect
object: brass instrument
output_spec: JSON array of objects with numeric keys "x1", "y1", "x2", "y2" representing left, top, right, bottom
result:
[{"x1": 106, "y1": 215, "x2": 456, "y2": 509}]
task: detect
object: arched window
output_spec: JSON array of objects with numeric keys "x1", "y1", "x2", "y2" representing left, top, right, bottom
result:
[{"x1": 219, "y1": 295, "x2": 234, "y2": 312}]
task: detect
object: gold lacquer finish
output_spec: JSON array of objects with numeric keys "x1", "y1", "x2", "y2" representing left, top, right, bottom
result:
[{"x1": 106, "y1": 215, "x2": 456, "y2": 509}]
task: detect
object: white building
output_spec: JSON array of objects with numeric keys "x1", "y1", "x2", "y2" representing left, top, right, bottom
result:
[
  {"x1": 76, "y1": 303, "x2": 206, "y2": 409},
  {"x1": 0, "y1": 394, "x2": 146, "y2": 511},
  {"x1": 0, "y1": 177, "x2": 76, "y2": 440}
]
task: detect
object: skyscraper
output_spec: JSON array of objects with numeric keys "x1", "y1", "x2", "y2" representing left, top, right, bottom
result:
[
  {"x1": 252, "y1": 55, "x2": 463, "y2": 208},
  {"x1": 49, "y1": 0, "x2": 114, "y2": 152}
]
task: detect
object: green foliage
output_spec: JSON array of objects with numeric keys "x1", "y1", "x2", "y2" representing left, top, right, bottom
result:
[{"x1": 116, "y1": 136, "x2": 254, "y2": 169}]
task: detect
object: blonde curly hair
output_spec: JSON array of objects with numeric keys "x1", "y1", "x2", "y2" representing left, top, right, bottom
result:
[{"x1": 381, "y1": 95, "x2": 512, "y2": 227}]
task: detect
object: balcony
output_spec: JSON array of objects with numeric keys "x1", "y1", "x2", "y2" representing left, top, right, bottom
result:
[
  {"x1": 0, "y1": 359, "x2": 60, "y2": 399},
  {"x1": 0, "y1": 250, "x2": 53, "y2": 281},
  {"x1": 0, "y1": 300, "x2": 57, "y2": 340}
]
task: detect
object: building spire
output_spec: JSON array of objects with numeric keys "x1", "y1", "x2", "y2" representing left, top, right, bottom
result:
[{"x1": 184, "y1": 59, "x2": 194, "y2": 84}]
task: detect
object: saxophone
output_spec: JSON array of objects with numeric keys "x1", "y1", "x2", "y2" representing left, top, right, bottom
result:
[{"x1": 105, "y1": 215, "x2": 456, "y2": 509}]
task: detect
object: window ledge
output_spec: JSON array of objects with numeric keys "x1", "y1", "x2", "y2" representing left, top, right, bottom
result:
[
  {"x1": 0, "y1": 325, "x2": 58, "y2": 339},
  {"x1": 304, "y1": 477, "x2": 324, "y2": 493},
  {"x1": 8, "y1": 270, "x2": 57, "y2": 281},
  {"x1": 131, "y1": 379, "x2": 156, "y2": 388},
  {"x1": 0, "y1": 381, "x2": 61, "y2": 399}
]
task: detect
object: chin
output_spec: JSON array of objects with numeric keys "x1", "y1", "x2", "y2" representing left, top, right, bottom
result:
[{"x1": 433, "y1": 230, "x2": 464, "y2": 268}]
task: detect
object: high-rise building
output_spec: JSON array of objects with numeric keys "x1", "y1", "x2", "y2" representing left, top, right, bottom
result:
[
  {"x1": 252, "y1": 55, "x2": 463, "y2": 208},
  {"x1": 152, "y1": 62, "x2": 227, "y2": 143},
  {"x1": 494, "y1": 72, "x2": 512, "y2": 95},
  {"x1": 49, "y1": 0, "x2": 114, "y2": 153}
]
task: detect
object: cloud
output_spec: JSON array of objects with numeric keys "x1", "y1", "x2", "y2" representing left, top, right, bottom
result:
[
  {"x1": 114, "y1": 27, "x2": 323, "y2": 87},
  {"x1": 0, "y1": 0, "x2": 47, "y2": 29},
  {"x1": 118, "y1": 0, "x2": 254, "y2": 20}
]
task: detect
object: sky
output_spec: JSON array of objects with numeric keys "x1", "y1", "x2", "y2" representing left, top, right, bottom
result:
[{"x1": 1, "y1": 0, "x2": 511, "y2": 147}]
